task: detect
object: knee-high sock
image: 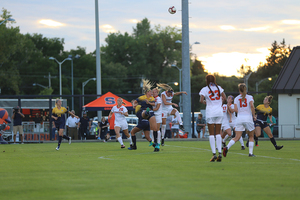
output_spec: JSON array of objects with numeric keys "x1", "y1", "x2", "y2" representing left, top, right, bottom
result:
[
  {"x1": 209, "y1": 135, "x2": 216, "y2": 154},
  {"x1": 227, "y1": 139, "x2": 235, "y2": 150},
  {"x1": 63, "y1": 135, "x2": 69, "y2": 140},
  {"x1": 132, "y1": 135, "x2": 136, "y2": 146},
  {"x1": 161, "y1": 124, "x2": 166, "y2": 138},
  {"x1": 216, "y1": 134, "x2": 222, "y2": 153},
  {"x1": 150, "y1": 130, "x2": 153, "y2": 141},
  {"x1": 239, "y1": 136, "x2": 244, "y2": 147},
  {"x1": 153, "y1": 131, "x2": 158, "y2": 143},
  {"x1": 58, "y1": 136, "x2": 62, "y2": 147},
  {"x1": 254, "y1": 135, "x2": 258, "y2": 145},
  {"x1": 249, "y1": 141, "x2": 254, "y2": 154},
  {"x1": 270, "y1": 137, "x2": 277, "y2": 147},
  {"x1": 157, "y1": 130, "x2": 161, "y2": 144},
  {"x1": 175, "y1": 111, "x2": 183, "y2": 125},
  {"x1": 223, "y1": 134, "x2": 230, "y2": 143},
  {"x1": 117, "y1": 137, "x2": 124, "y2": 146},
  {"x1": 128, "y1": 136, "x2": 132, "y2": 145}
]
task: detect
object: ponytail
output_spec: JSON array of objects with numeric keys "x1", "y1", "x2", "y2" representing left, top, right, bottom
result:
[
  {"x1": 206, "y1": 74, "x2": 220, "y2": 97},
  {"x1": 238, "y1": 83, "x2": 247, "y2": 102},
  {"x1": 267, "y1": 95, "x2": 273, "y2": 104}
]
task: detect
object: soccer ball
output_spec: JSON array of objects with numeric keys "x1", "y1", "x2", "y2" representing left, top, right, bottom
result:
[{"x1": 168, "y1": 6, "x2": 176, "y2": 14}]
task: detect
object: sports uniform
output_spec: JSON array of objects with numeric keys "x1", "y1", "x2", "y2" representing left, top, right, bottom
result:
[
  {"x1": 111, "y1": 105, "x2": 128, "y2": 131},
  {"x1": 221, "y1": 104, "x2": 230, "y2": 131},
  {"x1": 255, "y1": 104, "x2": 272, "y2": 129},
  {"x1": 153, "y1": 95, "x2": 162, "y2": 124},
  {"x1": 234, "y1": 94, "x2": 255, "y2": 132},
  {"x1": 161, "y1": 91, "x2": 174, "y2": 119}
]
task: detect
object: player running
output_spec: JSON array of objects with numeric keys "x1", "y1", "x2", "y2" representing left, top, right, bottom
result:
[
  {"x1": 254, "y1": 95, "x2": 283, "y2": 150},
  {"x1": 223, "y1": 83, "x2": 256, "y2": 157},
  {"x1": 200, "y1": 74, "x2": 226, "y2": 162},
  {"x1": 157, "y1": 83, "x2": 187, "y2": 145},
  {"x1": 108, "y1": 98, "x2": 132, "y2": 149}
]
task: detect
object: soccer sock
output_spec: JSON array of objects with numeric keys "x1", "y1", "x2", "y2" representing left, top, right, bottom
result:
[
  {"x1": 175, "y1": 111, "x2": 183, "y2": 125},
  {"x1": 157, "y1": 130, "x2": 161, "y2": 144},
  {"x1": 117, "y1": 137, "x2": 124, "y2": 146},
  {"x1": 128, "y1": 136, "x2": 132, "y2": 145},
  {"x1": 270, "y1": 137, "x2": 277, "y2": 147},
  {"x1": 132, "y1": 135, "x2": 136, "y2": 146},
  {"x1": 150, "y1": 130, "x2": 154, "y2": 141},
  {"x1": 63, "y1": 135, "x2": 69, "y2": 140},
  {"x1": 239, "y1": 136, "x2": 244, "y2": 147},
  {"x1": 249, "y1": 141, "x2": 254, "y2": 155},
  {"x1": 209, "y1": 135, "x2": 216, "y2": 154},
  {"x1": 223, "y1": 134, "x2": 230, "y2": 143},
  {"x1": 227, "y1": 139, "x2": 235, "y2": 150},
  {"x1": 254, "y1": 135, "x2": 258, "y2": 145},
  {"x1": 58, "y1": 136, "x2": 62, "y2": 147},
  {"x1": 161, "y1": 124, "x2": 166, "y2": 139},
  {"x1": 153, "y1": 131, "x2": 158, "y2": 143},
  {"x1": 216, "y1": 134, "x2": 222, "y2": 153}
]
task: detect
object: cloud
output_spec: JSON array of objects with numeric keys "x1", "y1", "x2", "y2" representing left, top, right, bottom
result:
[
  {"x1": 220, "y1": 25, "x2": 236, "y2": 30},
  {"x1": 39, "y1": 19, "x2": 65, "y2": 28},
  {"x1": 243, "y1": 26, "x2": 270, "y2": 32},
  {"x1": 100, "y1": 24, "x2": 116, "y2": 33},
  {"x1": 281, "y1": 20, "x2": 300, "y2": 25}
]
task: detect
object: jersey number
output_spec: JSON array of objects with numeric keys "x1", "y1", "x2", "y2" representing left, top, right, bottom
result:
[
  {"x1": 239, "y1": 98, "x2": 247, "y2": 107},
  {"x1": 105, "y1": 97, "x2": 115, "y2": 105},
  {"x1": 209, "y1": 90, "x2": 220, "y2": 101}
]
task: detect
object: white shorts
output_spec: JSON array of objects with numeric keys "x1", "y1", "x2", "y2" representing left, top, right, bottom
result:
[
  {"x1": 221, "y1": 123, "x2": 231, "y2": 131},
  {"x1": 207, "y1": 117, "x2": 223, "y2": 124},
  {"x1": 155, "y1": 113, "x2": 162, "y2": 124},
  {"x1": 229, "y1": 123, "x2": 236, "y2": 130},
  {"x1": 235, "y1": 122, "x2": 255, "y2": 132},
  {"x1": 162, "y1": 107, "x2": 174, "y2": 119},
  {"x1": 114, "y1": 120, "x2": 128, "y2": 131}
]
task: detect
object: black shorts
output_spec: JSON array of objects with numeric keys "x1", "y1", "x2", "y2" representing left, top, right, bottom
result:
[{"x1": 255, "y1": 120, "x2": 268, "y2": 129}]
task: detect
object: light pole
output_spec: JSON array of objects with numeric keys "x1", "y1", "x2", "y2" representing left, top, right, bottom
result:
[
  {"x1": 171, "y1": 64, "x2": 182, "y2": 112},
  {"x1": 43, "y1": 72, "x2": 57, "y2": 88},
  {"x1": 244, "y1": 71, "x2": 256, "y2": 92},
  {"x1": 49, "y1": 57, "x2": 72, "y2": 98},
  {"x1": 68, "y1": 54, "x2": 80, "y2": 110},
  {"x1": 175, "y1": 40, "x2": 200, "y2": 51},
  {"x1": 82, "y1": 78, "x2": 96, "y2": 106},
  {"x1": 33, "y1": 83, "x2": 48, "y2": 89},
  {"x1": 0, "y1": 17, "x2": 15, "y2": 25},
  {"x1": 256, "y1": 77, "x2": 272, "y2": 94}
]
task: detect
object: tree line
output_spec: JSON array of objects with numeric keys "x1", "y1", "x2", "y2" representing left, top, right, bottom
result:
[{"x1": 0, "y1": 8, "x2": 291, "y2": 116}]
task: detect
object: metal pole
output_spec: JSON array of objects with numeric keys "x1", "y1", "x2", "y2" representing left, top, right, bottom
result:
[
  {"x1": 179, "y1": 69, "x2": 182, "y2": 112},
  {"x1": 95, "y1": 0, "x2": 102, "y2": 120},
  {"x1": 82, "y1": 83, "x2": 84, "y2": 106},
  {"x1": 71, "y1": 59, "x2": 74, "y2": 110},
  {"x1": 59, "y1": 62, "x2": 62, "y2": 99},
  {"x1": 182, "y1": 0, "x2": 191, "y2": 135}
]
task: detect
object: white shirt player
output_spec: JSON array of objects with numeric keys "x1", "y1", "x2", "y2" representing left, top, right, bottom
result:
[
  {"x1": 153, "y1": 95, "x2": 162, "y2": 116},
  {"x1": 228, "y1": 104, "x2": 236, "y2": 127},
  {"x1": 199, "y1": 84, "x2": 224, "y2": 119},
  {"x1": 111, "y1": 105, "x2": 127, "y2": 124},
  {"x1": 234, "y1": 94, "x2": 254, "y2": 123},
  {"x1": 222, "y1": 104, "x2": 229, "y2": 125},
  {"x1": 161, "y1": 91, "x2": 174, "y2": 110}
]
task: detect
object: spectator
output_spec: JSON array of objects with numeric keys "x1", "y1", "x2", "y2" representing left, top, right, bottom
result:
[
  {"x1": 77, "y1": 112, "x2": 91, "y2": 140},
  {"x1": 98, "y1": 117, "x2": 109, "y2": 141},
  {"x1": 107, "y1": 112, "x2": 116, "y2": 140},
  {"x1": 12, "y1": 106, "x2": 25, "y2": 144},
  {"x1": 196, "y1": 113, "x2": 206, "y2": 138},
  {"x1": 171, "y1": 115, "x2": 179, "y2": 138},
  {"x1": 165, "y1": 115, "x2": 172, "y2": 138},
  {"x1": 34, "y1": 113, "x2": 43, "y2": 131},
  {"x1": 263, "y1": 115, "x2": 276, "y2": 138},
  {"x1": 66, "y1": 110, "x2": 79, "y2": 140}
]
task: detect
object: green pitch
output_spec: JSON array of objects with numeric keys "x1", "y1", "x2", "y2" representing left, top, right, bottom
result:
[{"x1": 1, "y1": 140, "x2": 299, "y2": 200}]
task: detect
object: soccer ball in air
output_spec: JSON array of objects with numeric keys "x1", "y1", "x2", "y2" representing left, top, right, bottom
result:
[{"x1": 168, "y1": 6, "x2": 176, "y2": 14}]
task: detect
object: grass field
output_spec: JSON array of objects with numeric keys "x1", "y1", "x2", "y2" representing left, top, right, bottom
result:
[{"x1": 1, "y1": 140, "x2": 299, "y2": 200}]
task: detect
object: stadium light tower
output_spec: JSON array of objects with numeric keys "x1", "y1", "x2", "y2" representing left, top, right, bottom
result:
[
  {"x1": 82, "y1": 78, "x2": 96, "y2": 106},
  {"x1": 0, "y1": 17, "x2": 15, "y2": 25}
]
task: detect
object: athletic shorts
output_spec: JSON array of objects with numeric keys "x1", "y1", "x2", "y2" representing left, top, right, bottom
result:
[
  {"x1": 221, "y1": 123, "x2": 231, "y2": 131},
  {"x1": 235, "y1": 122, "x2": 255, "y2": 132},
  {"x1": 136, "y1": 119, "x2": 150, "y2": 131},
  {"x1": 172, "y1": 128, "x2": 179, "y2": 133},
  {"x1": 206, "y1": 117, "x2": 223, "y2": 124},
  {"x1": 13, "y1": 125, "x2": 23, "y2": 135},
  {"x1": 229, "y1": 123, "x2": 236, "y2": 130},
  {"x1": 255, "y1": 120, "x2": 268, "y2": 129},
  {"x1": 55, "y1": 123, "x2": 65, "y2": 130},
  {"x1": 155, "y1": 113, "x2": 162, "y2": 124},
  {"x1": 162, "y1": 106, "x2": 174, "y2": 119},
  {"x1": 114, "y1": 120, "x2": 128, "y2": 131}
]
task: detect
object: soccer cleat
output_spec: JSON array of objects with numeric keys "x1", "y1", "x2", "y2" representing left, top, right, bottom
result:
[
  {"x1": 121, "y1": 145, "x2": 125, "y2": 149},
  {"x1": 248, "y1": 154, "x2": 256, "y2": 157},
  {"x1": 69, "y1": 137, "x2": 72, "y2": 144},
  {"x1": 223, "y1": 147, "x2": 228, "y2": 157},
  {"x1": 216, "y1": 155, "x2": 222, "y2": 162},
  {"x1": 161, "y1": 139, "x2": 164, "y2": 146},
  {"x1": 179, "y1": 125, "x2": 185, "y2": 132},
  {"x1": 56, "y1": 146, "x2": 60, "y2": 151},
  {"x1": 210, "y1": 155, "x2": 217, "y2": 162},
  {"x1": 256, "y1": 144, "x2": 259, "y2": 147},
  {"x1": 149, "y1": 141, "x2": 154, "y2": 147},
  {"x1": 155, "y1": 144, "x2": 160, "y2": 149},
  {"x1": 241, "y1": 146, "x2": 246, "y2": 150},
  {"x1": 154, "y1": 147, "x2": 160, "y2": 152},
  {"x1": 128, "y1": 145, "x2": 137, "y2": 150},
  {"x1": 275, "y1": 145, "x2": 283, "y2": 150}
]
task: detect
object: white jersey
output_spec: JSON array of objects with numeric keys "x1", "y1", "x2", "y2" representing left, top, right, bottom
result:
[
  {"x1": 111, "y1": 105, "x2": 128, "y2": 124},
  {"x1": 153, "y1": 95, "x2": 162, "y2": 115},
  {"x1": 161, "y1": 91, "x2": 174, "y2": 110},
  {"x1": 228, "y1": 104, "x2": 236, "y2": 126},
  {"x1": 234, "y1": 94, "x2": 254, "y2": 123},
  {"x1": 199, "y1": 84, "x2": 224, "y2": 118},
  {"x1": 222, "y1": 104, "x2": 229, "y2": 124}
]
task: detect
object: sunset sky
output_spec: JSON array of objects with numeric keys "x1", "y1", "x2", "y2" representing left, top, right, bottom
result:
[{"x1": 2, "y1": 0, "x2": 300, "y2": 76}]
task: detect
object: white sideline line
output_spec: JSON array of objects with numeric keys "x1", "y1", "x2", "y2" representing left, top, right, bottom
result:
[
  {"x1": 98, "y1": 152, "x2": 155, "y2": 160},
  {"x1": 166, "y1": 145, "x2": 300, "y2": 162}
]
